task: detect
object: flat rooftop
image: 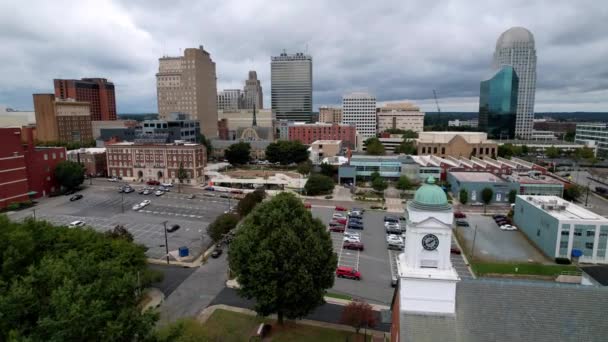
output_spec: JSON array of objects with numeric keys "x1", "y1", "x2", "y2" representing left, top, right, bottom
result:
[
  {"x1": 519, "y1": 195, "x2": 608, "y2": 221},
  {"x1": 506, "y1": 173, "x2": 564, "y2": 185},
  {"x1": 311, "y1": 140, "x2": 342, "y2": 144},
  {"x1": 449, "y1": 171, "x2": 506, "y2": 183}
]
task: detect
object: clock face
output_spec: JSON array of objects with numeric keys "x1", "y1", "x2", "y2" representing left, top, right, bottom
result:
[{"x1": 422, "y1": 234, "x2": 439, "y2": 251}]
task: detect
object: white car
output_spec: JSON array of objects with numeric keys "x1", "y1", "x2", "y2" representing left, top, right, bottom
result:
[
  {"x1": 332, "y1": 213, "x2": 346, "y2": 219},
  {"x1": 107, "y1": 177, "x2": 118, "y2": 182},
  {"x1": 387, "y1": 235, "x2": 404, "y2": 244},
  {"x1": 155, "y1": 190, "x2": 164, "y2": 196},
  {"x1": 344, "y1": 231, "x2": 361, "y2": 239},
  {"x1": 132, "y1": 203, "x2": 142, "y2": 211},
  {"x1": 500, "y1": 224, "x2": 517, "y2": 231},
  {"x1": 161, "y1": 182, "x2": 173, "y2": 187},
  {"x1": 343, "y1": 235, "x2": 361, "y2": 243},
  {"x1": 69, "y1": 220, "x2": 85, "y2": 228},
  {"x1": 348, "y1": 210, "x2": 363, "y2": 217},
  {"x1": 141, "y1": 200, "x2": 151, "y2": 207},
  {"x1": 143, "y1": 189, "x2": 151, "y2": 195},
  {"x1": 385, "y1": 222, "x2": 400, "y2": 229}
]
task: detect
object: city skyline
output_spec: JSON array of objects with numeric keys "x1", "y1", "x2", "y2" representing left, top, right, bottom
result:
[{"x1": 0, "y1": 0, "x2": 606, "y2": 113}]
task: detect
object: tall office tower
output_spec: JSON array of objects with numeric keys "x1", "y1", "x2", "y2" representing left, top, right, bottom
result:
[
  {"x1": 493, "y1": 27, "x2": 536, "y2": 139},
  {"x1": 33, "y1": 94, "x2": 93, "y2": 143},
  {"x1": 156, "y1": 46, "x2": 218, "y2": 137},
  {"x1": 217, "y1": 89, "x2": 242, "y2": 111},
  {"x1": 478, "y1": 66, "x2": 519, "y2": 139},
  {"x1": 341, "y1": 92, "x2": 377, "y2": 139},
  {"x1": 271, "y1": 51, "x2": 312, "y2": 122},
  {"x1": 54, "y1": 78, "x2": 116, "y2": 121},
  {"x1": 243, "y1": 71, "x2": 263, "y2": 109},
  {"x1": 319, "y1": 106, "x2": 342, "y2": 124}
]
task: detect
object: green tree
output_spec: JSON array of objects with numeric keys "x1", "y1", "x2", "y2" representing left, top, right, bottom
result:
[
  {"x1": 521, "y1": 145, "x2": 529, "y2": 155},
  {"x1": 206, "y1": 213, "x2": 240, "y2": 242},
  {"x1": 196, "y1": 133, "x2": 213, "y2": 160},
  {"x1": 402, "y1": 130, "x2": 419, "y2": 139},
  {"x1": 225, "y1": 142, "x2": 251, "y2": 165},
  {"x1": 564, "y1": 131, "x2": 576, "y2": 142},
  {"x1": 296, "y1": 160, "x2": 312, "y2": 175},
  {"x1": 229, "y1": 193, "x2": 337, "y2": 325},
  {"x1": 394, "y1": 139, "x2": 417, "y2": 155},
  {"x1": 481, "y1": 187, "x2": 494, "y2": 213},
  {"x1": 104, "y1": 224, "x2": 134, "y2": 242},
  {"x1": 304, "y1": 174, "x2": 335, "y2": 196},
  {"x1": 319, "y1": 162, "x2": 336, "y2": 178},
  {"x1": 364, "y1": 137, "x2": 385, "y2": 155},
  {"x1": 177, "y1": 162, "x2": 188, "y2": 193},
  {"x1": 372, "y1": 177, "x2": 388, "y2": 192},
  {"x1": 265, "y1": 141, "x2": 309, "y2": 165},
  {"x1": 497, "y1": 144, "x2": 514, "y2": 158},
  {"x1": 0, "y1": 216, "x2": 157, "y2": 341},
  {"x1": 370, "y1": 171, "x2": 381, "y2": 182},
  {"x1": 575, "y1": 147, "x2": 595, "y2": 160},
  {"x1": 396, "y1": 175, "x2": 413, "y2": 191},
  {"x1": 459, "y1": 189, "x2": 468, "y2": 205},
  {"x1": 54, "y1": 160, "x2": 85, "y2": 190},
  {"x1": 508, "y1": 189, "x2": 517, "y2": 204},
  {"x1": 563, "y1": 185, "x2": 583, "y2": 202},
  {"x1": 545, "y1": 146, "x2": 560, "y2": 159},
  {"x1": 237, "y1": 189, "x2": 266, "y2": 217}
]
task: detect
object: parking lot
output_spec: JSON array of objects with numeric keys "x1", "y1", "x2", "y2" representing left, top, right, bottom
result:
[
  {"x1": 455, "y1": 214, "x2": 548, "y2": 263},
  {"x1": 8, "y1": 184, "x2": 230, "y2": 260}
]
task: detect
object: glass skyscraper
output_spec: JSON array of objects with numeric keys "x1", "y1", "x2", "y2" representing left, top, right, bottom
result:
[
  {"x1": 478, "y1": 66, "x2": 519, "y2": 139},
  {"x1": 271, "y1": 52, "x2": 312, "y2": 122}
]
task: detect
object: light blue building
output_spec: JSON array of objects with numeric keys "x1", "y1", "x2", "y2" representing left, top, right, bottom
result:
[
  {"x1": 338, "y1": 155, "x2": 441, "y2": 185},
  {"x1": 513, "y1": 195, "x2": 608, "y2": 263},
  {"x1": 447, "y1": 171, "x2": 517, "y2": 204}
]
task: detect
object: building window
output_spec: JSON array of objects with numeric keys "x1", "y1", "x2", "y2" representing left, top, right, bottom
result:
[
  {"x1": 574, "y1": 229, "x2": 583, "y2": 236},
  {"x1": 441, "y1": 147, "x2": 445, "y2": 154},
  {"x1": 44, "y1": 154, "x2": 48, "y2": 160},
  {"x1": 560, "y1": 241, "x2": 568, "y2": 248},
  {"x1": 433, "y1": 147, "x2": 437, "y2": 153},
  {"x1": 561, "y1": 231, "x2": 569, "y2": 236},
  {"x1": 586, "y1": 230, "x2": 595, "y2": 237},
  {"x1": 472, "y1": 148, "x2": 476, "y2": 155},
  {"x1": 52, "y1": 153, "x2": 56, "y2": 159},
  {"x1": 585, "y1": 242, "x2": 594, "y2": 249}
]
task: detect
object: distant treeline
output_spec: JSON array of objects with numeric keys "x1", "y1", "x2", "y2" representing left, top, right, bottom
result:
[
  {"x1": 424, "y1": 112, "x2": 608, "y2": 127},
  {"x1": 117, "y1": 113, "x2": 159, "y2": 121}
]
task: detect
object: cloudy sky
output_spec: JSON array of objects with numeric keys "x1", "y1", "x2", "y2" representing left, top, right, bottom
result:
[{"x1": 1, "y1": 0, "x2": 607, "y2": 113}]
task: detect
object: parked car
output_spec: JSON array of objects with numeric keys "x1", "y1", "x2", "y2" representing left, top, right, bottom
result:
[
  {"x1": 155, "y1": 190, "x2": 164, "y2": 196},
  {"x1": 108, "y1": 177, "x2": 118, "y2": 182},
  {"x1": 347, "y1": 221, "x2": 364, "y2": 230},
  {"x1": 335, "y1": 206, "x2": 348, "y2": 211},
  {"x1": 500, "y1": 224, "x2": 517, "y2": 231},
  {"x1": 348, "y1": 213, "x2": 363, "y2": 220},
  {"x1": 352, "y1": 207, "x2": 366, "y2": 213},
  {"x1": 332, "y1": 213, "x2": 346, "y2": 219},
  {"x1": 230, "y1": 189, "x2": 243, "y2": 194},
  {"x1": 123, "y1": 187, "x2": 134, "y2": 193},
  {"x1": 454, "y1": 211, "x2": 466, "y2": 219},
  {"x1": 348, "y1": 210, "x2": 363, "y2": 217},
  {"x1": 384, "y1": 215, "x2": 399, "y2": 223},
  {"x1": 450, "y1": 247, "x2": 462, "y2": 255},
  {"x1": 161, "y1": 182, "x2": 173, "y2": 187},
  {"x1": 336, "y1": 266, "x2": 361, "y2": 280},
  {"x1": 329, "y1": 221, "x2": 346, "y2": 227},
  {"x1": 344, "y1": 231, "x2": 361, "y2": 239},
  {"x1": 211, "y1": 249, "x2": 223, "y2": 258},
  {"x1": 205, "y1": 186, "x2": 215, "y2": 191},
  {"x1": 456, "y1": 220, "x2": 470, "y2": 227},
  {"x1": 386, "y1": 226, "x2": 402, "y2": 235},
  {"x1": 167, "y1": 224, "x2": 180, "y2": 233},
  {"x1": 332, "y1": 218, "x2": 347, "y2": 225},
  {"x1": 68, "y1": 220, "x2": 85, "y2": 228},
  {"x1": 159, "y1": 186, "x2": 169, "y2": 192},
  {"x1": 69, "y1": 194, "x2": 83, "y2": 201},
  {"x1": 343, "y1": 241, "x2": 364, "y2": 251},
  {"x1": 304, "y1": 202, "x2": 312, "y2": 209},
  {"x1": 492, "y1": 214, "x2": 506, "y2": 220},
  {"x1": 132, "y1": 203, "x2": 142, "y2": 211},
  {"x1": 141, "y1": 200, "x2": 151, "y2": 207},
  {"x1": 329, "y1": 225, "x2": 345, "y2": 233},
  {"x1": 495, "y1": 219, "x2": 508, "y2": 225},
  {"x1": 147, "y1": 180, "x2": 160, "y2": 186},
  {"x1": 343, "y1": 235, "x2": 361, "y2": 243},
  {"x1": 187, "y1": 194, "x2": 196, "y2": 199}
]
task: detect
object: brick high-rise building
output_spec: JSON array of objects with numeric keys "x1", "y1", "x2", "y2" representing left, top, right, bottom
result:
[
  {"x1": 157, "y1": 46, "x2": 218, "y2": 138},
  {"x1": 33, "y1": 94, "x2": 93, "y2": 143},
  {"x1": 54, "y1": 78, "x2": 117, "y2": 121},
  {"x1": 288, "y1": 123, "x2": 357, "y2": 149},
  {"x1": 319, "y1": 106, "x2": 342, "y2": 124}
]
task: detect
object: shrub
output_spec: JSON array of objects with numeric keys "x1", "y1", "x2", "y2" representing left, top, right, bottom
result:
[
  {"x1": 304, "y1": 174, "x2": 335, "y2": 196},
  {"x1": 7, "y1": 203, "x2": 19, "y2": 210},
  {"x1": 555, "y1": 257, "x2": 572, "y2": 265}
]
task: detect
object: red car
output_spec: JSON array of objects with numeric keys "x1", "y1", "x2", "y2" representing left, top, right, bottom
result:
[
  {"x1": 230, "y1": 189, "x2": 243, "y2": 194},
  {"x1": 147, "y1": 180, "x2": 160, "y2": 186},
  {"x1": 454, "y1": 211, "x2": 466, "y2": 219},
  {"x1": 304, "y1": 202, "x2": 312, "y2": 209},
  {"x1": 329, "y1": 225, "x2": 345, "y2": 233},
  {"x1": 335, "y1": 206, "x2": 348, "y2": 211},
  {"x1": 450, "y1": 247, "x2": 462, "y2": 255},
  {"x1": 333, "y1": 218, "x2": 347, "y2": 225},
  {"x1": 343, "y1": 241, "x2": 364, "y2": 251},
  {"x1": 336, "y1": 266, "x2": 361, "y2": 280}
]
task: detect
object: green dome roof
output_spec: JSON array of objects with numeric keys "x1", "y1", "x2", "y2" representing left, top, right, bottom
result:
[{"x1": 409, "y1": 176, "x2": 451, "y2": 211}]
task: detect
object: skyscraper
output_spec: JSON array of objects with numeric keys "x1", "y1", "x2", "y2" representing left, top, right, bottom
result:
[
  {"x1": 493, "y1": 27, "x2": 537, "y2": 139},
  {"x1": 478, "y1": 66, "x2": 519, "y2": 139},
  {"x1": 54, "y1": 78, "x2": 116, "y2": 121},
  {"x1": 342, "y1": 92, "x2": 376, "y2": 139},
  {"x1": 156, "y1": 46, "x2": 218, "y2": 138},
  {"x1": 217, "y1": 89, "x2": 242, "y2": 111},
  {"x1": 243, "y1": 71, "x2": 263, "y2": 109},
  {"x1": 271, "y1": 51, "x2": 312, "y2": 122}
]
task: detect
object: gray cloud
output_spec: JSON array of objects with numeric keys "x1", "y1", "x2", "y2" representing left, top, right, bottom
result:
[{"x1": 0, "y1": 0, "x2": 607, "y2": 113}]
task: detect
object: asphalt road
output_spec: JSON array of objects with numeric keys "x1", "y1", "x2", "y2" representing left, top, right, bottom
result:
[
  {"x1": 456, "y1": 214, "x2": 548, "y2": 263},
  {"x1": 149, "y1": 264, "x2": 197, "y2": 297},
  {"x1": 8, "y1": 184, "x2": 229, "y2": 260}
]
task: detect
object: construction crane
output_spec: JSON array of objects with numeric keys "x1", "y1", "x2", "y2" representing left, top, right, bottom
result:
[{"x1": 433, "y1": 89, "x2": 442, "y2": 129}]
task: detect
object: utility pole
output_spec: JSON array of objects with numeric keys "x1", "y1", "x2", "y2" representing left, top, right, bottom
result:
[
  {"x1": 470, "y1": 225, "x2": 478, "y2": 261},
  {"x1": 163, "y1": 221, "x2": 169, "y2": 264},
  {"x1": 32, "y1": 208, "x2": 36, "y2": 221}
]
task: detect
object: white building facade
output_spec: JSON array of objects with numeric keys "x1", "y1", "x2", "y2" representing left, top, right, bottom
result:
[
  {"x1": 342, "y1": 92, "x2": 377, "y2": 139},
  {"x1": 493, "y1": 27, "x2": 537, "y2": 139}
]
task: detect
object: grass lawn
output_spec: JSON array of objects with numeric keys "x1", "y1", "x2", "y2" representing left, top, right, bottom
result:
[
  {"x1": 471, "y1": 262, "x2": 579, "y2": 277},
  {"x1": 325, "y1": 292, "x2": 352, "y2": 301},
  {"x1": 158, "y1": 309, "x2": 371, "y2": 342}
]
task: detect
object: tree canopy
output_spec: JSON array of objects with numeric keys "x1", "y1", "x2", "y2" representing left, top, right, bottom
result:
[
  {"x1": 481, "y1": 187, "x2": 494, "y2": 205},
  {"x1": 0, "y1": 216, "x2": 157, "y2": 341},
  {"x1": 265, "y1": 140, "x2": 309, "y2": 165},
  {"x1": 508, "y1": 189, "x2": 517, "y2": 204},
  {"x1": 236, "y1": 188, "x2": 266, "y2": 217},
  {"x1": 340, "y1": 300, "x2": 377, "y2": 335},
  {"x1": 228, "y1": 193, "x2": 337, "y2": 324},
  {"x1": 364, "y1": 138, "x2": 385, "y2": 155},
  {"x1": 319, "y1": 162, "x2": 336, "y2": 178},
  {"x1": 296, "y1": 160, "x2": 312, "y2": 175},
  {"x1": 545, "y1": 146, "x2": 561, "y2": 159},
  {"x1": 459, "y1": 188, "x2": 468, "y2": 205},
  {"x1": 54, "y1": 160, "x2": 85, "y2": 190},
  {"x1": 304, "y1": 174, "x2": 335, "y2": 196},
  {"x1": 396, "y1": 175, "x2": 413, "y2": 190},
  {"x1": 207, "y1": 213, "x2": 240, "y2": 242},
  {"x1": 394, "y1": 138, "x2": 417, "y2": 155},
  {"x1": 563, "y1": 185, "x2": 583, "y2": 202},
  {"x1": 225, "y1": 142, "x2": 251, "y2": 165},
  {"x1": 372, "y1": 177, "x2": 388, "y2": 192}
]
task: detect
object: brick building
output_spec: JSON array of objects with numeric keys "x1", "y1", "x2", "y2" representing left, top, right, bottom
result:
[
  {"x1": 106, "y1": 142, "x2": 206, "y2": 185},
  {"x1": 288, "y1": 123, "x2": 357, "y2": 149},
  {"x1": 54, "y1": 78, "x2": 117, "y2": 121},
  {"x1": 416, "y1": 132, "x2": 498, "y2": 158},
  {"x1": 33, "y1": 94, "x2": 93, "y2": 143},
  {"x1": 0, "y1": 127, "x2": 66, "y2": 208},
  {"x1": 67, "y1": 148, "x2": 108, "y2": 177}
]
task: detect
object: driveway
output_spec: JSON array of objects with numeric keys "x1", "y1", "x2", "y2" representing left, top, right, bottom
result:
[{"x1": 455, "y1": 214, "x2": 548, "y2": 263}]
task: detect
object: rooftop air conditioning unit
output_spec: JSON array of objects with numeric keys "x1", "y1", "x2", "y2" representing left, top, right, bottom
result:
[{"x1": 557, "y1": 205, "x2": 567, "y2": 211}]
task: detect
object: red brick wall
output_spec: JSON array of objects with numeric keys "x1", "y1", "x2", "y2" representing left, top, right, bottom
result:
[
  {"x1": 0, "y1": 128, "x2": 29, "y2": 208},
  {"x1": 288, "y1": 124, "x2": 356, "y2": 148},
  {"x1": 54, "y1": 78, "x2": 117, "y2": 121},
  {"x1": 25, "y1": 147, "x2": 66, "y2": 197}
]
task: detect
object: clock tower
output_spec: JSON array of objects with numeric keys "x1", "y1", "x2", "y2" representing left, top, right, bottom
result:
[{"x1": 398, "y1": 176, "x2": 459, "y2": 315}]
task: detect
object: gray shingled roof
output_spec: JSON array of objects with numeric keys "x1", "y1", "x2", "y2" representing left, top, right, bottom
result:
[{"x1": 400, "y1": 279, "x2": 608, "y2": 342}]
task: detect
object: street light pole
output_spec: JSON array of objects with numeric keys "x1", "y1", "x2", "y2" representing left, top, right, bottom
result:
[{"x1": 163, "y1": 221, "x2": 169, "y2": 264}]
